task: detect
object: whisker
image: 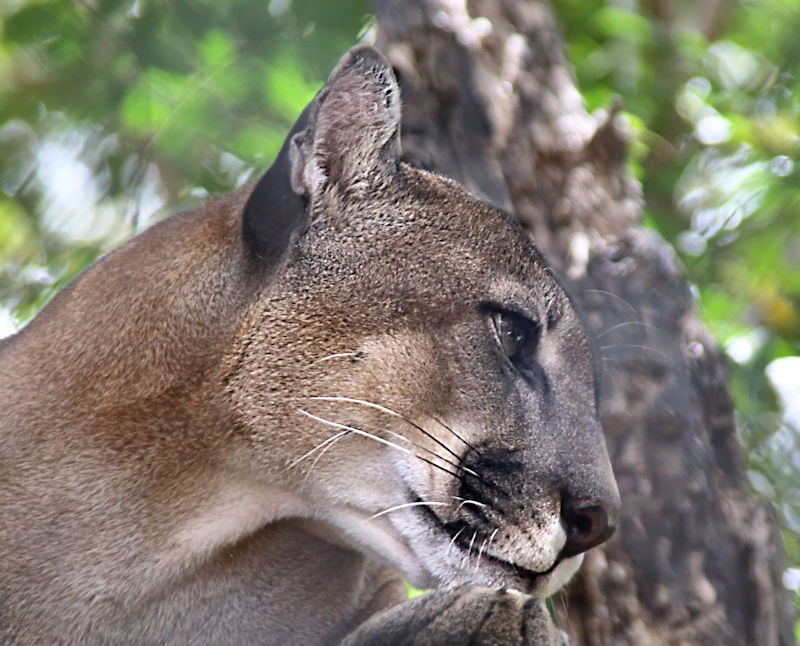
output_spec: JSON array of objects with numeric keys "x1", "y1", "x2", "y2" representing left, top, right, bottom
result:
[
  {"x1": 311, "y1": 396, "x2": 479, "y2": 477},
  {"x1": 487, "y1": 527, "x2": 500, "y2": 556},
  {"x1": 599, "y1": 343, "x2": 678, "y2": 367},
  {"x1": 596, "y1": 320, "x2": 660, "y2": 338},
  {"x1": 309, "y1": 352, "x2": 360, "y2": 366},
  {"x1": 297, "y1": 409, "x2": 466, "y2": 483},
  {"x1": 368, "y1": 501, "x2": 450, "y2": 521},
  {"x1": 458, "y1": 467, "x2": 513, "y2": 501},
  {"x1": 300, "y1": 431, "x2": 352, "y2": 491},
  {"x1": 430, "y1": 414, "x2": 482, "y2": 456},
  {"x1": 579, "y1": 289, "x2": 638, "y2": 317},
  {"x1": 453, "y1": 497, "x2": 487, "y2": 513},
  {"x1": 476, "y1": 532, "x2": 491, "y2": 570},
  {"x1": 307, "y1": 397, "x2": 510, "y2": 498},
  {"x1": 374, "y1": 427, "x2": 468, "y2": 482},
  {"x1": 414, "y1": 455, "x2": 468, "y2": 482},
  {"x1": 447, "y1": 527, "x2": 465, "y2": 557},
  {"x1": 468, "y1": 530, "x2": 478, "y2": 561},
  {"x1": 288, "y1": 430, "x2": 350, "y2": 469},
  {"x1": 297, "y1": 409, "x2": 413, "y2": 455}
]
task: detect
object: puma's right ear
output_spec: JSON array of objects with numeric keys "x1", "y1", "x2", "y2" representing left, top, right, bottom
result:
[{"x1": 241, "y1": 46, "x2": 401, "y2": 270}]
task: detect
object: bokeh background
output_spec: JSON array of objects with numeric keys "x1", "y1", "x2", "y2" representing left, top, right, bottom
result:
[{"x1": 0, "y1": 0, "x2": 798, "y2": 633}]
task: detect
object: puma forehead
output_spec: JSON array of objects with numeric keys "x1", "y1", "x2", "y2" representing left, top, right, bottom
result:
[{"x1": 0, "y1": 45, "x2": 619, "y2": 645}]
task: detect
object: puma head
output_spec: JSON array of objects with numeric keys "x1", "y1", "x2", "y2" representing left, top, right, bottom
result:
[{"x1": 229, "y1": 46, "x2": 620, "y2": 597}]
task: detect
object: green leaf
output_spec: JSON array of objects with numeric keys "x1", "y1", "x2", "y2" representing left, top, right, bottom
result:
[
  {"x1": 263, "y1": 54, "x2": 318, "y2": 121},
  {"x1": 3, "y1": 2, "x2": 84, "y2": 44},
  {"x1": 593, "y1": 7, "x2": 653, "y2": 42},
  {"x1": 404, "y1": 580, "x2": 431, "y2": 599},
  {"x1": 198, "y1": 29, "x2": 235, "y2": 67},
  {"x1": 120, "y1": 67, "x2": 190, "y2": 135}
]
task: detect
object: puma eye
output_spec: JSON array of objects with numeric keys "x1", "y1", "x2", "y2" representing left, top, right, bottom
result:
[{"x1": 488, "y1": 308, "x2": 542, "y2": 372}]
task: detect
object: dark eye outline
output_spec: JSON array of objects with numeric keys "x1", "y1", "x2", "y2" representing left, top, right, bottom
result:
[{"x1": 484, "y1": 305, "x2": 542, "y2": 381}]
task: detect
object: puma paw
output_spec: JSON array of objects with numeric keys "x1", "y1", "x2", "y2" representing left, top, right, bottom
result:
[{"x1": 342, "y1": 585, "x2": 566, "y2": 646}]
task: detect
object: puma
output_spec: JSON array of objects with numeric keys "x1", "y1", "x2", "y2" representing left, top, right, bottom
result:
[{"x1": 0, "y1": 46, "x2": 620, "y2": 645}]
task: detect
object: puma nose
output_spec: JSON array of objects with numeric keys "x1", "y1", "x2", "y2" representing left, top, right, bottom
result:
[{"x1": 560, "y1": 499, "x2": 615, "y2": 558}]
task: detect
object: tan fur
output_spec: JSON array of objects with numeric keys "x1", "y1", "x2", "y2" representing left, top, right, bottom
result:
[{"x1": 0, "y1": 47, "x2": 618, "y2": 645}]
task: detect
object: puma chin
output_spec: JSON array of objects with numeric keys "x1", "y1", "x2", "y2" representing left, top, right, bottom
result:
[
  {"x1": 1, "y1": 45, "x2": 619, "y2": 645},
  {"x1": 334, "y1": 492, "x2": 585, "y2": 597}
]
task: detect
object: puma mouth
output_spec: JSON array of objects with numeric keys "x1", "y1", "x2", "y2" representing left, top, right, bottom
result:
[{"x1": 414, "y1": 498, "x2": 562, "y2": 590}]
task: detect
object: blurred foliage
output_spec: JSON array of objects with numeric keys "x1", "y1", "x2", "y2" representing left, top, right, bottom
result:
[
  {"x1": 0, "y1": 0, "x2": 371, "y2": 326},
  {"x1": 0, "y1": 0, "x2": 798, "y2": 621},
  {"x1": 555, "y1": 0, "x2": 800, "y2": 615}
]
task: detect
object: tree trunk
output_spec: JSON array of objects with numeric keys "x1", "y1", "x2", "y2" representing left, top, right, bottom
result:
[{"x1": 374, "y1": 1, "x2": 796, "y2": 644}]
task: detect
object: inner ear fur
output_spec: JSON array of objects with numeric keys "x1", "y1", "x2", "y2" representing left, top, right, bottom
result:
[
  {"x1": 296, "y1": 45, "x2": 402, "y2": 197},
  {"x1": 241, "y1": 45, "x2": 401, "y2": 270}
]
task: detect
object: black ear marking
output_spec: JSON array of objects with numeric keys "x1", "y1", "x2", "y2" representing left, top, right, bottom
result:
[
  {"x1": 241, "y1": 103, "x2": 312, "y2": 269},
  {"x1": 240, "y1": 45, "x2": 401, "y2": 272}
]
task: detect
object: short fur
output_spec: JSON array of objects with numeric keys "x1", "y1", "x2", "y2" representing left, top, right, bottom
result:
[{"x1": 0, "y1": 46, "x2": 619, "y2": 645}]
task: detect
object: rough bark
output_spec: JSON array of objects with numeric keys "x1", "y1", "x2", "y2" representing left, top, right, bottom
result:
[{"x1": 374, "y1": 1, "x2": 796, "y2": 644}]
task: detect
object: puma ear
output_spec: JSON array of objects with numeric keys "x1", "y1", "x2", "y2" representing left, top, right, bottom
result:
[
  {"x1": 241, "y1": 45, "x2": 400, "y2": 269},
  {"x1": 292, "y1": 45, "x2": 402, "y2": 198},
  {"x1": 241, "y1": 101, "x2": 312, "y2": 268}
]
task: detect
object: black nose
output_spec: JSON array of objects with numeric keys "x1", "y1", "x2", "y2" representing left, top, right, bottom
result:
[{"x1": 560, "y1": 499, "x2": 615, "y2": 558}]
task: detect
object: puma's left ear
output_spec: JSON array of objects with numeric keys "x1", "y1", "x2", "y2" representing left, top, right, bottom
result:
[
  {"x1": 292, "y1": 45, "x2": 402, "y2": 199},
  {"x1": 241, "y1": 45, "x2": 400, "y2": 270},
  {"x1": 240, "y1": 101, "x2": 312, "y2": 269}
]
